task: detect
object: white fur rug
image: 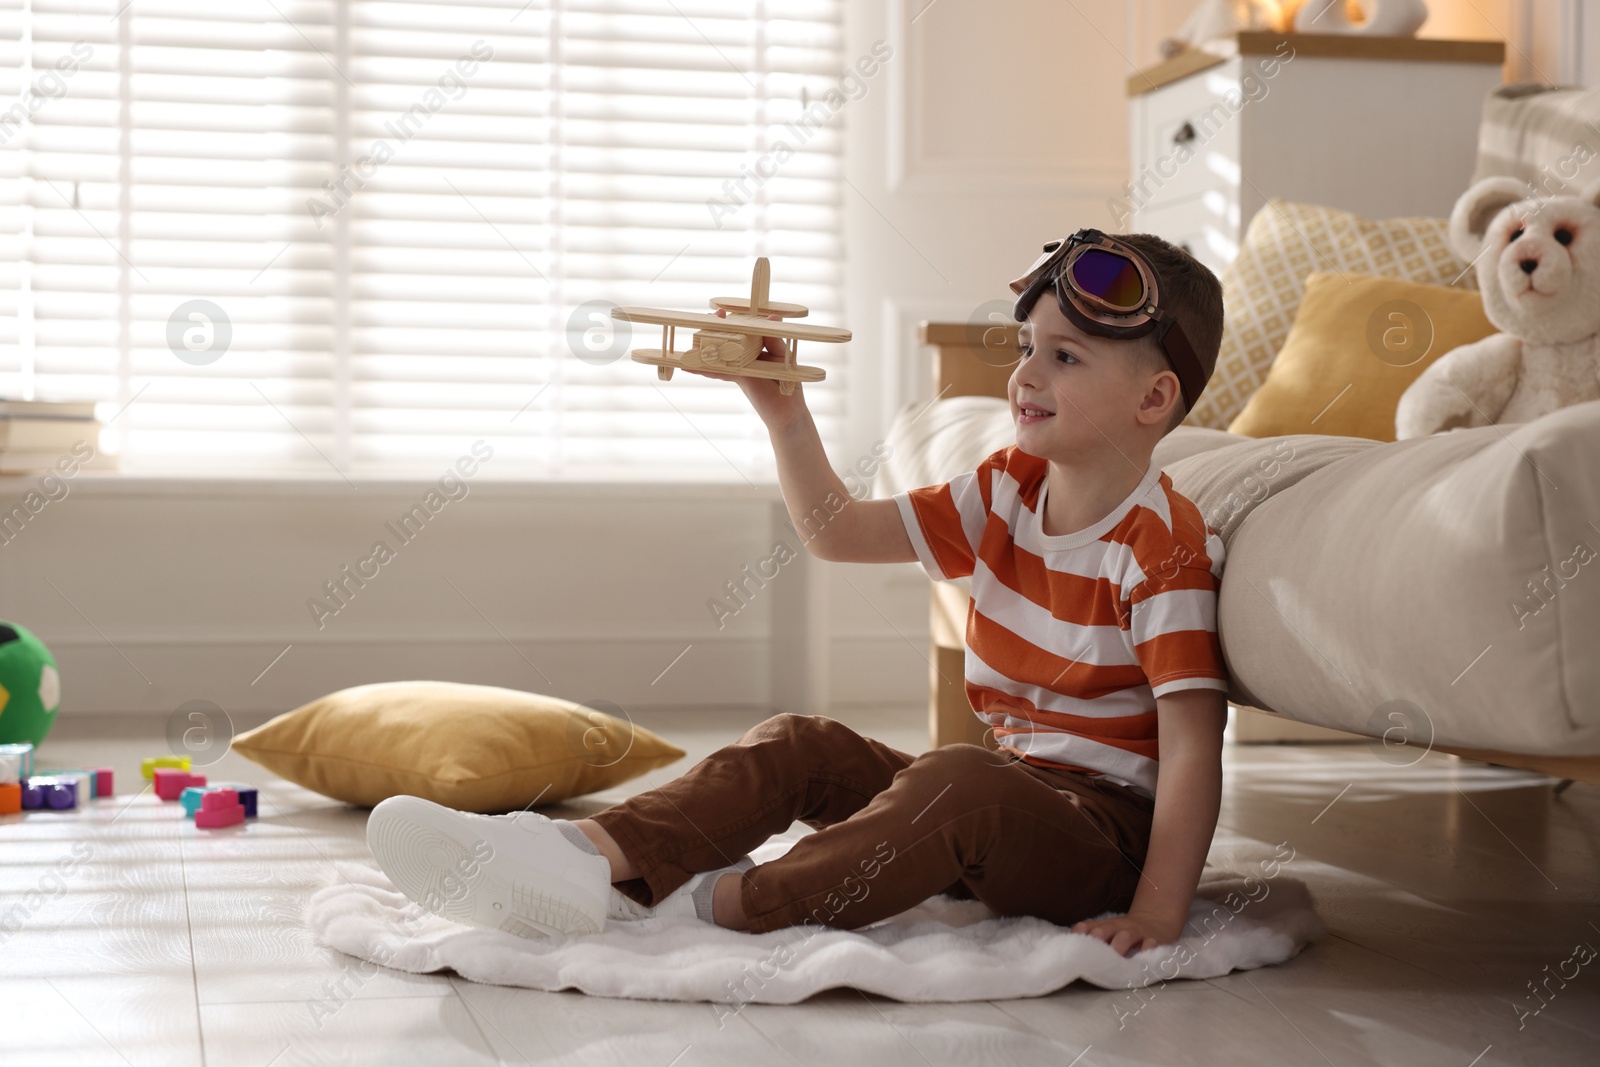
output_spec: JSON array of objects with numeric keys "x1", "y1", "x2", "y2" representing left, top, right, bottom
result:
[{"x1": 308, "y1": 841, "x2": 1322, "y2": 1004}]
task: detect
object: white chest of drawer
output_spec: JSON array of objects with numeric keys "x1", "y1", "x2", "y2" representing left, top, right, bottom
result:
[{"x1": 1123, "y1": 32, "x2": 1505, "y2": 277}]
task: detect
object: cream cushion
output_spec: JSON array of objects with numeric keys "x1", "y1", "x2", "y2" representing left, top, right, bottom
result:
[
  {"x1": 1187, "y1": 200, "x2": 1478, "y2": 431},
  {"x1": 1184, "y1": 402, "x2": 1600, "y2": 752},
  {"x1": 1164, "y1": 434, "x2": 1378, "y2": 544}
]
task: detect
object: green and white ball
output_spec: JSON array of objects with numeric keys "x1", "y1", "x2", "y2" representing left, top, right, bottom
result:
[{"x1": 0, "y1": 622, "x2": 61, "y2": 747}]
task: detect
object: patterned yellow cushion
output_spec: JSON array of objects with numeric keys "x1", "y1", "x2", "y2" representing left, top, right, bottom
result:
[{"x1": 1185, "y1": 200, "x2": 1478, "y2": 430}]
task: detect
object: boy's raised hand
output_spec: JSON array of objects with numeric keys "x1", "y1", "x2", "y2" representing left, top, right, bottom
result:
[{"x1": 678, "y1": 309, "x2": 808, "y2": 430}]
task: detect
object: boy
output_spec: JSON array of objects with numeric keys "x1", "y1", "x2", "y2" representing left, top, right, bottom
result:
[{"x1": 367, "y1": 230, "x2": 1229, "y2": 958}]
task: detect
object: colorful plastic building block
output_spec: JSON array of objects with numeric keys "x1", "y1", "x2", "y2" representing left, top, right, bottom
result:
[
  {"x1": 194, "y1": 788, "x2": 244, "y2": 829},
  {"x1": 41, "y1": 770, "x2": 93, "y2": 801},
  {"x1": 180, "y1": 785, "x2": 211, "y2": 817},
  {"x1": 182, "y1": 783, "x2": 258, "y2": 819},
  {"x1": 44, "y1": 779, "x2": 77, "y2": 809},
  {"x1": 0, "y1": 782, "x2": 19, "y2": 814},
  {"x1": 24, "y1": 776, "x2": 77, "y2": 810},
  {"x1": 141, "y1": 755, "x2": 190, "y2": 780},
  {"x1": 208, "y1": 781, "x2": 257, "y2": 819},
  {"x1": 0, "y1": 742, "x2": 33, "y2": 784},
  {"x1": 91, "y1": 767, "x2": 113, "y2": 797},
  {"x1": 153, "y1": 768, "x2": 206, "y2": 801}
]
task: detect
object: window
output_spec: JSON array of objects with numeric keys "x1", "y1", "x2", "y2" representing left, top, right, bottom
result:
[{"x1": 0, "y1": 0, "x2": 847, "y2": 479}]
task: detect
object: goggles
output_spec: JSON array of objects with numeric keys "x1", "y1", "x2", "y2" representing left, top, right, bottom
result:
[{"x1": 1008, "y1": 228, "x2": 1206, "y2": 412}]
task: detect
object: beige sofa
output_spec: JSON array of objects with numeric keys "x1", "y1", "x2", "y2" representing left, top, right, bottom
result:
[{"x1": 874, "y1": 324, "x2": 1600, "y2": 786}]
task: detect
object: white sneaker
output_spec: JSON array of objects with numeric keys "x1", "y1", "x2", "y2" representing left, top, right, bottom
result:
[
  {"x1": 366, "y1": 796, "x2": 610, "y2": 939},
  {"x1": 606, "y1": 855, "x2": 755, "y2": 923},
  {"x1": 608, "y1": 885, "x2": 680, "y2": 922}
]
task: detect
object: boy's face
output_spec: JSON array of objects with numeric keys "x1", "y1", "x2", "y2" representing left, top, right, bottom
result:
[{"x1": 1007, "y1": 294, "x2": 1172, "y2": 462}]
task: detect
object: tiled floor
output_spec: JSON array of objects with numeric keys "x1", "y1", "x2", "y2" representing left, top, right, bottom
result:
[{"x1": 4, "y1": 706, "x2": 1597, "y2": 1066}]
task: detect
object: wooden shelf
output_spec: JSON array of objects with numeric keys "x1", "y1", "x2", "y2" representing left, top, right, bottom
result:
[{"x1": 1128, "y1": 31, "x2": 1506, "y2": 96}]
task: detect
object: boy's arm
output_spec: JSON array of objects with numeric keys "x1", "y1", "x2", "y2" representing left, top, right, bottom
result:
[
  {"x1": 768, "y1": 413, "x2": 916, "y2": 563},
  {"x1": 684, "y1": 332, "x2": 916, "y2": 565},
  {"x1": 1072, "y1": 687, "x2": 1226, "y2": 956}
]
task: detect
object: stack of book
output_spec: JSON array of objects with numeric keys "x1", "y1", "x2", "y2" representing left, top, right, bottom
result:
[{"x1": 0, "y1": 399, "x2": 116, "y2": 474}]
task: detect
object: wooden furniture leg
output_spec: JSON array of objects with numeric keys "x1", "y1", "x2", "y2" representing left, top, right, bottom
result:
[{"x1": 930, "y1": 584, "x2": 996, "y2": 750}]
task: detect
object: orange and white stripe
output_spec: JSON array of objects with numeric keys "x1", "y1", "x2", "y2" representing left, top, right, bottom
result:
[{"x1": 893, "y1": 446, "x2": 1227, "y2": 796}]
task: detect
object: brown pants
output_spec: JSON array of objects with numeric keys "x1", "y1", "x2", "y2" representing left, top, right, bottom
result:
[{"x1": 589, "y1": 713, "x2": 1155, "y2": 933}]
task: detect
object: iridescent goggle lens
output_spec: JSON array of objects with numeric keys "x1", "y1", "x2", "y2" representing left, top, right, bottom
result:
[{"x1": 1068, "y1": 248, "x2": 1146, "y2": 311}]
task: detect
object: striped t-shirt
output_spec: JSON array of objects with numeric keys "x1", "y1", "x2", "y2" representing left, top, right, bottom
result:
[{"x1": 893, "y1": 445, "x2": 1227, "y2": 797}]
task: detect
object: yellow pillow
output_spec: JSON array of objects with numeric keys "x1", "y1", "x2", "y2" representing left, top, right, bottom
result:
[
  {"x1": 1227, "y1": 272, "x2": 1497, "y2": 441},
  {"x1": 1188, "y1": 200, "x2": 1477, "y2": 430},
  {"x1": 232, "y1": 681, "x2": 686, "y2": 811}
]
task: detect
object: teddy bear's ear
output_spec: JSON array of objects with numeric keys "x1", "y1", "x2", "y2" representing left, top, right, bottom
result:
[{"x1": 1449, "y1": 177, "x2": 1530, "y2": 262}]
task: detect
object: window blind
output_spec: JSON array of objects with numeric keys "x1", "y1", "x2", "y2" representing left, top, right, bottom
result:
[{"x1": 0, "y1": 0, "x2": 847, "y2": 479}]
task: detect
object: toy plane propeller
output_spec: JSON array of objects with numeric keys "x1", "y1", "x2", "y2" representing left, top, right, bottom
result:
[{"x1": 611, "y1": 258, "x2": 849, "y2": 395}]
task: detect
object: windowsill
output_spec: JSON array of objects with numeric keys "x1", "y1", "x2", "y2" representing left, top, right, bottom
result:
[{"x1": 0, "y1": 468, "x2": 785, "y2": 500}]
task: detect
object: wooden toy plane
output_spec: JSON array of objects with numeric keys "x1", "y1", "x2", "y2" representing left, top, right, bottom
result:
[{"x1": 610, "y1": 258, "x2": 849, "y2": 395}]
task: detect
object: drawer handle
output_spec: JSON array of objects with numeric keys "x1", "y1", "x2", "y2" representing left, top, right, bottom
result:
[{"x1": 1173, "y1": 121, "x2": 1197, "y2": 146}]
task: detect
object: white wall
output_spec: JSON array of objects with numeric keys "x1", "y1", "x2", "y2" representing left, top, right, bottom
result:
[
  {"x1": 838, "y1": 0, "x2": 1130, "y2": 457},
  {"x1": 8, "y1": 477, "x2": 781, "y2": 718}
]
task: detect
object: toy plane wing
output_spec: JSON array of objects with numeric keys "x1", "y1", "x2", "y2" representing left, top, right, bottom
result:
[{"x1": 612, "y1": 306, "x2": 851, "y2": 344}]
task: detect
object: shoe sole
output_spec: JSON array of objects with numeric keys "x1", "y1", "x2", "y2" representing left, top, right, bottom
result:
[{"x1": 366, "y1": 796, "x2": 604, "y2": 939}]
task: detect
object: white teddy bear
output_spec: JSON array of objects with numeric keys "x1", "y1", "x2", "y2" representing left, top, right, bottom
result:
[{"x1": 1394, "y1": 177, "x2": 1600, "y2": 439}]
